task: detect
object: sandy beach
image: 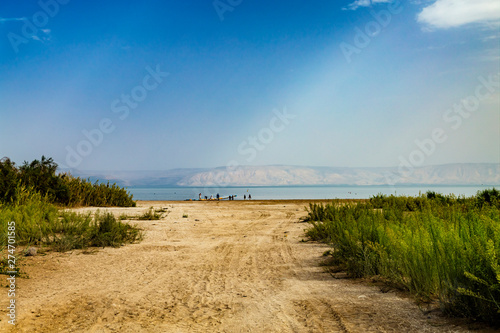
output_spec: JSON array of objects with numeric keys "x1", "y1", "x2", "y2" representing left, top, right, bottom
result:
[{"x1": 0, "y1": 200, "x2": 488, "y2": 332}]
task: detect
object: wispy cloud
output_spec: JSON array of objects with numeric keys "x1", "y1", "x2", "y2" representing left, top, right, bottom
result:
[
  {"x1": 20, "y1": 27, "x2": 52, "y2": 43},
  {"x1": 0, "y1": 17, "x2": 26, "y2": 23},
  {"x1": 482, "y1": 34, "x2": 500, "y2": 42},
  {"x1": 32, "y1": 28, "x2": 52, "y2": 43},
  {"x1": 343, "y1": 0, "x2": 392, "y2": 11},
  {"x1": 417, "y1": 0, "x2": 500, "y2": 29}
]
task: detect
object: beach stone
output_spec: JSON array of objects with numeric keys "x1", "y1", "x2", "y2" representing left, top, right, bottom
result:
[{"x1": 25, "y1": 247, "x2": 37, "y2": 256}]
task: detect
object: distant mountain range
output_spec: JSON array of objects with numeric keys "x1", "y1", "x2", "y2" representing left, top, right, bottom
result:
[{"x1": 64, "y1": 163, "x2": 500, "y2": 187}]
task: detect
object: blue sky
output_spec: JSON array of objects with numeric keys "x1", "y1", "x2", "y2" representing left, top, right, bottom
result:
[{"x1": 1, "y1": 0, "x2": 499, "y2": 171}]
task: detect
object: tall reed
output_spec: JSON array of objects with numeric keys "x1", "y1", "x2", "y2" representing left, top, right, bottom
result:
[
  {"x1": 305, "y1": 190, "x2": 500, "y2": 324},
  {"x1": 0, "y1": 156, "x2": 136, "y2": 207},
  {"x1": 0, "y1": 186, "x2": 142, "y2": 256}
]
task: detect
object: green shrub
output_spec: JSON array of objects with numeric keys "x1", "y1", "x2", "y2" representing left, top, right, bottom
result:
[
  {"x1": 87, "y1": 212, "x2": 143, "y2": 248},
  {"x1": 0, "y1": 156, "x2": 136, "y2": 207},
  {"x1": 306, "y1": 190, "x2": 500, "y2": 324},
  {"x1": 476, "y1": 188, "x2": 500, "y2": 209},
  {"x1": 138, "y1": 207, "x2": 161, "y2": 220},
  {"x1": 0, "y1": 186, "x2": 142, "y2": 261},
  {"x1": 0, "y1": 157, "x2": 19, "y2": 203}
]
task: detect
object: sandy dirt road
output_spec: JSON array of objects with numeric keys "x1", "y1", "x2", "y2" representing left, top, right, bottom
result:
[{"x1": 0, "y1": 200, "x2": 485, "y2": 332}]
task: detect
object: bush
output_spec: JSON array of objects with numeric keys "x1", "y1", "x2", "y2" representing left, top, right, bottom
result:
[
  {"x1": 0, "y1": 156, "x2": 135, "y2": 207},
  {"x1": 88, "y1": 212, "x2": 143, "y2": 248},
  {"x1": 60, "y1": 175, "x2": 136, "y2": 207},
  {"x1": 476, "y1": 188, "x2": 500, "y2": 209},
  {"x1": 305, "y1": 190, "x2": 500, "y2": 324},
  {"x1": 0, "y1": 157, "x2": 19, "y2": 203},
  {"x1": 138, "y1": 207, "x2": 162, "y2": 220},
  {"x1": 0, "y1": 186, "x2": 142, "y2": 257}
]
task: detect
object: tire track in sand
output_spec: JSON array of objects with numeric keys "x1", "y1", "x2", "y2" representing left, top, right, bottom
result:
[{"x1": 1, "y1": 201, "x2": 480, "y2": 333}]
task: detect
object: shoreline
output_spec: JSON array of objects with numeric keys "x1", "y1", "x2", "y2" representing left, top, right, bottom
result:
[
  {"x1": 135, "y1": 199, "x2": 368, "y2": 204},
  {"x1": 127, "y1": 185, "x2": 498, "y2": 202}
]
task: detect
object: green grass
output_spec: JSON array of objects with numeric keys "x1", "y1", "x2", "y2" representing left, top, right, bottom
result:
[
  {"x1": 304, "y1": 189, "x2": 500, "y2": 325},
  {"x1": 138, "y1": 207, "x2": 162, "y2": 220},
  {"x1": 0, "y1": 157, "x2": 141, "y2": 278},
  {"x1": 0, "y1": 186, "x2": 143, "y2": 269}
]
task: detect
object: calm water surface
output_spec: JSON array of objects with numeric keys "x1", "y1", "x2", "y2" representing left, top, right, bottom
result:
[{"x1": 127, "y1": 185, "x2": 498, "y2": 201}]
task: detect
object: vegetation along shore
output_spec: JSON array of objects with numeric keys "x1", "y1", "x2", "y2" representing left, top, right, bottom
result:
[
  {"x1": 0, "y1": 156, "x2": 498, "y2": 329},
  {"x1": 0, "y1": 156, "x2": 141, "y2": 275},
  {"x1": 305, "y1": 190, "x2": 500, "y2": 325}
]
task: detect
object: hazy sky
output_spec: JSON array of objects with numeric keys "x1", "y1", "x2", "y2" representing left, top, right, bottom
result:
[{"x1": 1, "y1": 0, "x2": 499, "y2": 171}]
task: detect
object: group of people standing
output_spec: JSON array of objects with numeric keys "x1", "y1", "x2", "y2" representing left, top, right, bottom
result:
[{"x1": 197, "y1": 193, "x2": 251, "y2": 201}]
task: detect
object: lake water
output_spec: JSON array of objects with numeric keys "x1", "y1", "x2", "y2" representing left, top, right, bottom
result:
[{"x1": 127, "y1": 185, "x2": 498, "y2": 201}]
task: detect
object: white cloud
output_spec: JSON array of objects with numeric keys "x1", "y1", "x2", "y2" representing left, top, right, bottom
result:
[
  {"x1": 0, "y1": 17, "x2": 26, "y2": 23},
  {"x1": 27, "y1": 28, "x2": 52, "y2": 43},
  {"x1": 418, "y1": 0, "x2": 500, "y2": 29},
  {"x1": 0, "y1": 17, "x2": 52, "y2": 43},
  {"x1": 343, "y1": 0, "x2": 392, "y2": 11}
]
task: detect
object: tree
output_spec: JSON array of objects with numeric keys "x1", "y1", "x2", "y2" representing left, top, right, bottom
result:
[
  {"x1": 18, "y1": 156, "x2": 69, "y2": 203},
  {"x1": 0, "y1": 157, "x2": 19, "y2": 202}
]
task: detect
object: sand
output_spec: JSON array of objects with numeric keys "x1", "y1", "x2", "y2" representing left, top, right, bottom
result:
[{"x1": 0, "y1": 200, "x2": 489, "y2": 332}]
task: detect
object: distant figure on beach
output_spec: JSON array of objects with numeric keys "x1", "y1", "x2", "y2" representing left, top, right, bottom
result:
[
  {"x1": 199, "y1": 193, "x2": 202, "y2": 200},
  {"x1": 244, "y1": 195, "x2": 246, "y2": 200},
  {"x1": 205, "y1": 196, "x2": 208, "y2": 200},
  {"x1": 210, "y1": 194, "x2": 213, "y2": 200},
  {"x1": 248, "y1": 194, "x2": 251, "y2": 200},
  {"x1": 217, "y1": 193, "x2": 220, "y2": 201}
]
